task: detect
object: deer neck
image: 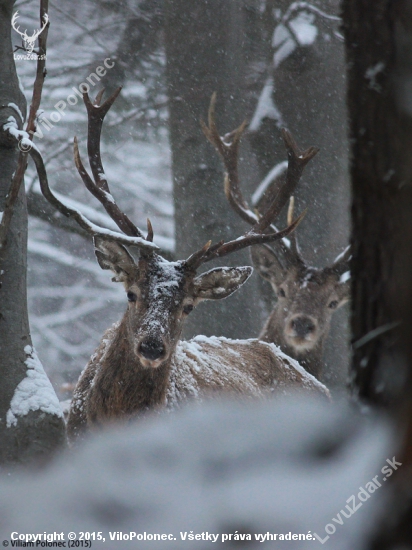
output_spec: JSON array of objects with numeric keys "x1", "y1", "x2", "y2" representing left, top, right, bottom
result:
[
  {"x1": 259, "y1": 306, "x2": 325, "y2": 380},
  {"x1": 88, "y1": 315, "x2": 172, "y2": 423}
]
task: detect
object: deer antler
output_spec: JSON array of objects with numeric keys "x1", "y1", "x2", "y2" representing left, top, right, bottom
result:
[
  {"x1": 73, "y1": 87, "x2": 146, "y2": 239},
  {"x1": 202, "y1": 93, "x2": 318, "y2": 232},
  {"x1": 28, "y1": 142, "x2": 157, "y2": 252},
  {"x1": 25, "y1": 89, "x2": 158, "y2": 253},
  {"x1": 186, "y1": 95, "x2": 307, "y2": 270},
  {"x1": 201, "y1": 93, "x2": 319, "y2": 269}
]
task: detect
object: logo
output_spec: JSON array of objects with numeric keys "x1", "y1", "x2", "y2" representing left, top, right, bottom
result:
[{"x1": 11, "y1": 11, "x2": 49, "y2": 54}]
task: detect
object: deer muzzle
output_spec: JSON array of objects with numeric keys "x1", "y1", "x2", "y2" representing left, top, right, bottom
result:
[
  {"x1": 285, "y1": 314, "x2": 318, "y2": 349},
  {"x1": 136, "y1": 336, "x2": 167, "y2": 368}
]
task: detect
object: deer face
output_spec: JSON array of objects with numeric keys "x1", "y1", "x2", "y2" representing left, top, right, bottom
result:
[
  {"x1": 94, "y1": 237, "x2": 252, "y2": 368},
  {"x1": 252, "y1": 244, "x2": 349, "y2": 353}
]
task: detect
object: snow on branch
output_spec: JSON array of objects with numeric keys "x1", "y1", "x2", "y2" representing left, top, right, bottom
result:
[
  {"x1": 249, "y1": 79, "x2": 283, "y2": 132},
  {"x1": 282, "y1": 2, "x2": 341, "y2": 24},
  {"x1": 252, "y1": 161, "x2": 288, "y2": 206}
]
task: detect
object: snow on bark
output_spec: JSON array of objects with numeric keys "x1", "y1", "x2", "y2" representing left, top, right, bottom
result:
[
  {"x1": 3, "y1": 117, "x2": 39, "y2": 153},
  {"x1": 251, "y1": 160, "x2": 288, "y2": 206},
  {"x1": 6, "y1": 346, "x2": 63, "y2": 427},
  {"x1": 7, "y1": 103, "x2": 24, "y2": 124},
  {"x1": 249, "y1": 78, "x2": 283, "y2": 131}
]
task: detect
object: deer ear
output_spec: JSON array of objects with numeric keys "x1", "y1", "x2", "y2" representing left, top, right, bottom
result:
[
  {"x1": 193, "y1": 266, "x2": 252, "y2": 301},
  {"x1": 250, "y1": 244, "x2": 286, "y2": 287},
  {"x1": 93, "y1": 236, "x2": 137, "y2": 283}
]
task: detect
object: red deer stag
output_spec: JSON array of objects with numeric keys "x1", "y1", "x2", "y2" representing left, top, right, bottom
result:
[
  {"x1": 202, "y1": 95, "x2": 350, "y2": 380},
  {"x1": 25, "y1": 89, "x2": 329, "y2": 441}
]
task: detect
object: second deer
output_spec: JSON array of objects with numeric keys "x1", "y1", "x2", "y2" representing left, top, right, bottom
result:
[
  {"x1": 28, "y1": 90, "x2": 330, "y2": 441},
  {"x1": 203, "y1": 95, "x2": 350, "y2": 380}
]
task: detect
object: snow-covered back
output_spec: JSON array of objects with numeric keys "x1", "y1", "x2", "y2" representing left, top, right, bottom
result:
[
  {"x1": 6, "y1": 345, "x2": 62, "y2": 427},
  {"x1": 0, "y1": 397, "x2": 391, "y2": 549}
]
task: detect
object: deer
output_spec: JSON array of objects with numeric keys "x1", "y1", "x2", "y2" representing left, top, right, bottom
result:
[
  {"x1": 202, "y1": 95, "x2": 350, "y2": 381},
  {"x1": 21, "y1": 88, "x2": 330, "y2": 442}
]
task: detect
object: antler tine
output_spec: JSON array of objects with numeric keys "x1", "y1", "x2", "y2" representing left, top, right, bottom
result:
[
  {"x1": 93, "y1": 88, "x2": 106, "y2": 107},
  {"x1": 146, "y1": 218, "x2": 154, "y2": 242},
  {"x1": 186, "y1": 211, "x2": 306, "y2": 271},
  {"x1": 73, "y1": 88, "x2": 148, "y2": 240},
  {"x1": 252, "y1": 130, "x2": 319, "y2": 233},
  {"x1": 277, "y1": 195, "x2": 306, "y2": 268},
  {"x1": 82, "y1": 87, "x2": 121, "y2": 193},
  {"x1": 185, "y1": 209, "x2": 305, "y2": 271},
  {"x1": 187, "y1": 96, "x2": 312, "y2": 271},
  {"x1": 201, "y1": 93, "x2": 257, "y2": 226},
  {"x1": 28, "y1": 144, "x2": 158, "y2": 253},
  {"x1": 185, "y1": 240, "x2": 213, "y2": 270},
  {"x1": 287, "y1": 196, "x2": 298, "y2": 254},
  {"x1": 73, "y1": 137, "x2": 142, "y2": 237}
]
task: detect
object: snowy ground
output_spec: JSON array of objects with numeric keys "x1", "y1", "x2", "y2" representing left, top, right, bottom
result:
[{"x1": 0, "y1": 396, "x2": 392, "y2": 549}]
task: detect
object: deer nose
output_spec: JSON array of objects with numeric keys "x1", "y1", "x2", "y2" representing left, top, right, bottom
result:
[
  {"x1": 291, "y1": 316, "x2": 316, "y2": 338},
  {"x1": 138, "y1": 338, "x2": 165, "y2": 361}
]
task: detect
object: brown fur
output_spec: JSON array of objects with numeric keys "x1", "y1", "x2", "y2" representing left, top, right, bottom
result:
[
  {"x1": 67, "y1": 321, "x2": 329, "y2": 442},
  {"x1": 67, "y1": 243, "x2": 330, "y2": 443},
  {"x1": 251, "y1": 246, "x2": 350, "y2": 379}
]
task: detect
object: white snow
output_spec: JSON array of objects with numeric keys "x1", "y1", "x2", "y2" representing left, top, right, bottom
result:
[
  {"x1": 0, "y1": 397, "x2": 391, "y2": 549},
  {"x1": 8, "y1": 102, "x2": 25, "y2": 124},
  {"x1": 272, "y1": 10, "x2": 318, "y2": 68},
  {"x1": 333, "y1": 245, "x2": 351, "y2": 264},
  {"x1": 249, "y1": 78, "x2": 283, "y2": 131},
  {"x1": 365, "y1": 62, "x2": 385, "y2": 92},
  {"x1": 300, "y1": 270, "x2": 315, "y2": 289},
  {"x1": 283, "y1": 2, "x2": 341, "y2": 23},
  {"x1": 3, "y1": 116, "x2": 39, "y2": 153},
  {"x1": 252, "y1": 160, "x2": 288, "y2": 206},
  {"x1": 288, "y1": 11, "x2": 318, "y2": 46},
  {"x1": 6, "y1": 345, "x2": 63, "y2": 427},
  {"x1": 340, "y1": 271, "x2": 351, "y2": 284},
  {"x1": 46, "y1": 195, "x2": 160, "y2": 250},
  {"x1": 102, "y1": 190, "x2": 115, "y2": 203}
]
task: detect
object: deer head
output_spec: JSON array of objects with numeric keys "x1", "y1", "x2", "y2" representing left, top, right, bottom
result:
[
  {"x1": 30, "y1": 89, "x2": 302, "y2": 370},
  {"x1": 93, "y1": 237, "x2": 253, "y2": 368},
  {"x1": 250, "y1": 178, "x2": 351, "y2": 376},
  {"x1": 251, "y1": 239, "x2": 350, "y2": 356},
  {"x1": 202, "y1": 95, "x2": 350, "y2": 377},
  {"x1": 12, "y1": 11, "x2": 49, "y2": 54}
]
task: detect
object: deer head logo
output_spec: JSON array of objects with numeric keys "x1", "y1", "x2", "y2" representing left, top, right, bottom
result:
[{"x1": 12, "y1": 11, "x2": 49, "y2": 54}]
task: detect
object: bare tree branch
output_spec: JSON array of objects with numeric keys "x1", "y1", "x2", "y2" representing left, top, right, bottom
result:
[{"x1": 0, "y1": 0, "x2": 49, "y2": 260}]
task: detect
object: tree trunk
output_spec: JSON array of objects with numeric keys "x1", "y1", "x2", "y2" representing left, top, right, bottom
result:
[
  {"x1": 342, "y1": 0, "x2": 412, "y2": 404},
  {"x1": 0, "y1": 0, "x2": 66, "y2": 466},
  {"x1": 164, "y1": 0, "x2": 262, "y2": 339},
  {"x1": 342, "y1": 0, "x2": 412, "y2": 546}
]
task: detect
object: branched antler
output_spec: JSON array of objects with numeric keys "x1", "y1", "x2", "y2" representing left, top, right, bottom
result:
[
  {"x1": 28, "y1": 140, "x2": 157, "y2": 252},
  {"x1": 73, "y1": 88, "x2": 146, "y2": 239},
  {"x1": 201, "y1": 93, "x2": 320, "y2": 269},
  {"x1": 186, "y1": 95, "x2": 307, "y2": 270}
]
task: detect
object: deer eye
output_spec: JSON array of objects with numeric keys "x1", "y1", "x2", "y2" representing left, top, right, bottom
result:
[
  {"x1": 329, "y1": 300, "x2": 339, "y2": 309},
  {"x1": 183, "y1": 304, "x2": 194, "y2": 315},
  {"x1": 127, "y1": 291, "x2": 137, "y2": 302},
  {"x1": 278, "y1": 288, "x2": 286, "y2": 298}
]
